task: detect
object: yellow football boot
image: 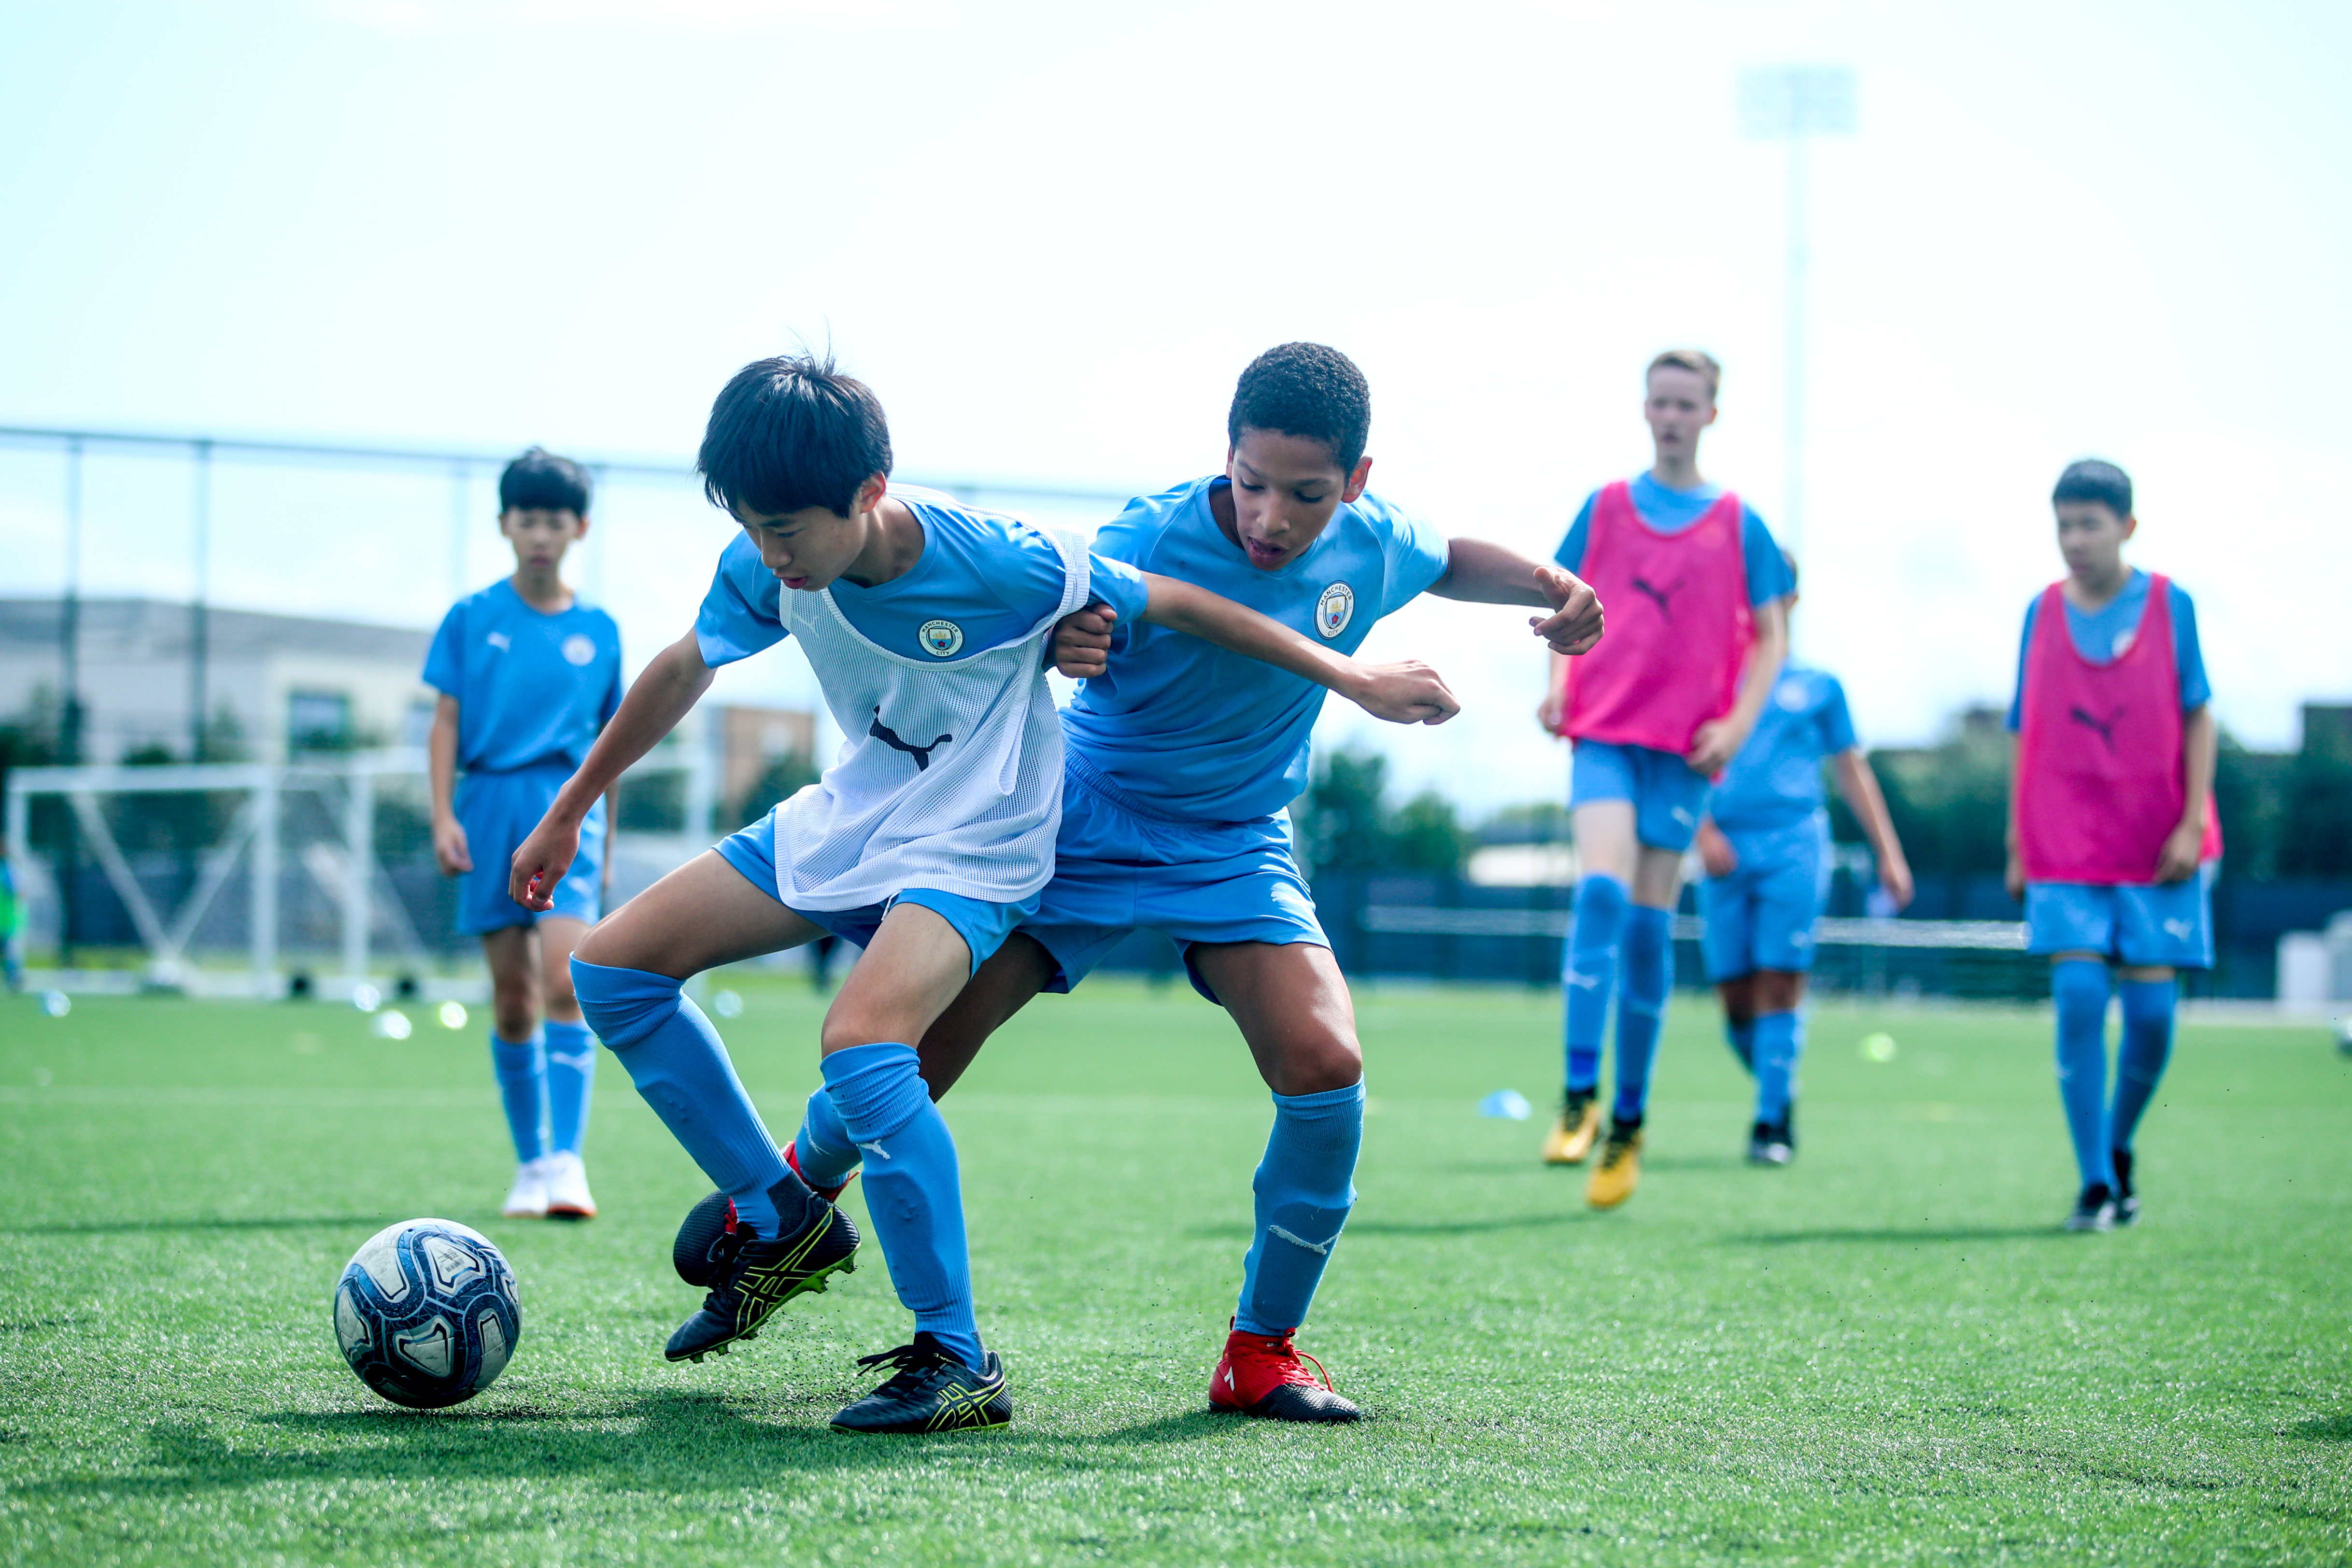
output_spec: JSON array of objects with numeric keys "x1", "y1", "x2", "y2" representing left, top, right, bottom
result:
[
  {"x1": 1585, "y1": 1122, "x2": 1644, "y2": 1209},
  {"x1": 1542, "y1": 1091, "x2": 1602, "y2": 1165}
]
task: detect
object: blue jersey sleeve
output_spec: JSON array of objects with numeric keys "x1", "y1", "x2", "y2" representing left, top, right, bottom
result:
[
  {"x1": 1819, "y1": 674, "x2": 1859, "y2": 753},
  {"x1": 1740, "y1": 508, "x2": 1794, "y2": 607},
  {"x1": 1374, "y1": 499, "x2": 1453, "y2": 617},
  {"x1": 2005, "y1": 597, "x2": 2038, "y2": 733},
  {"x1": 1552, "y1": 491, "x2": 1600, "y2": 575},
  {"x1": 1087, "y1": 551, "x2": 1151, "y2": 626},
  {"x1": 694, "y1": 534, "x2": 789, "y2": 669},
  {"x1": 2170, "y1": 583, "x2": 2210, "y2": 710},
  {"x1": 422, "y1": 602, "x2": 466, "y2": 697}
]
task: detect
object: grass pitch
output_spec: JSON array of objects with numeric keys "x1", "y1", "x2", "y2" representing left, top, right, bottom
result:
[{"x1": 1, "y1": 976, "x2": 2347, "y2": 1566}]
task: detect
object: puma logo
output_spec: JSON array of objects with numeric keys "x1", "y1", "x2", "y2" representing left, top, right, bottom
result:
[
  {"x1": 857, "y1": 1140, "x2": 892, "y2": 1160},
  {"x1": 868, "y1": 708, "x2": 953, "y2": 771},
  {"x1": 1629, "y1": 574, "x2": 1686, "y2": 620},
  {"x1": 1565, "y1": 970, "x2": 1601, "y2": 990},
  {"x1": 2069, "y1": 704, "x2": 2127, "y2": 751},
  {"x1": 2163, "y1": 918, "x2": 2192, "y2": 940}
]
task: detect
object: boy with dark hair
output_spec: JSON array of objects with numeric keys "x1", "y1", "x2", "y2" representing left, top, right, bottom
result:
[
  {"x1": 426, "y1": 447, "x2": 621, "y2": 1222},
  {"x1": 786, "y1": 341, "x2": 1605, "y2": 1424},
  {"x1": 512, "y1": 352, "x2": 1459, "y2": 1433},
  {"x1": 1534, "y1": 350, "x2": 1791, "y2": 1208},
  {"x1": 1692, "y1": 552, "x2": 1912, "y2": 1164},
  {"x1": 2005, "y1": 458, "x2": 2217, "y2": 1232}
]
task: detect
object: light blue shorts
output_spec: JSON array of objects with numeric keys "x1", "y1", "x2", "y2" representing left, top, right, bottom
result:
[
  {"x1": 2024, "y1": 869, "x2": 2215, "y2": 969},
  {"x1": 1571, "y1": 740, "x2": 1712, "y2": 853},
  {"x1": 1699, "y1": 815, "x2": 1828, "y2": 980},
  {"x1": 455, "y1": 764, "x2": 603, "y2": 935},
  {"x1": 1024, "y1": 769, "x2": 1327, "y2": 1005},
  {"x1": 715, "y1": 812, "x2": 1036, "y2": 977}
]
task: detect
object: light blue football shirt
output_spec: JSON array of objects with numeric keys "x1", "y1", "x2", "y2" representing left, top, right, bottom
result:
[
  {"x1": 695, "y1": 491, "x2": 1150, "y2": 669},
  {"x1": 2003, "y1": 569, "x2": 2209, "y2": 731},
  {"x1": 1554, "y1": 472, "x2": 1794, "y2": 608},
  {"x1": 1062, "y1": 475, "x2": 1453, "y2": 823},
  {"x1": 1708, "y1": 664, "x2": 1859, "y2": 833},
  {"x1": 423, "y1": 580, "x2": 623, "y2": 773}
]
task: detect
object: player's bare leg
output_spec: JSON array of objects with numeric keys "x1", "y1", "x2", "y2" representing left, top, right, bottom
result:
[{"x1": 913, "y1": 933, "x2": 1057, "y2": 1099}]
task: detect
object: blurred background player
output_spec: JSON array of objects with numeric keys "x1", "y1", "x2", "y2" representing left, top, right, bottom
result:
[
  {"x1": 0, "y1": 845, "x2": 22, "y2": 991},
  {"x1": 1692, "y1": 552, "x2": 1912, "y2": 1165},
  {"x1": 425, "y1": 448, "x2": 621, "y2": 1222},
  {"x1": 1536, "y1": 349, "x2": 1791, "y2": 1208},
  {"x1": 828, "y1": 343, "x2": 1603, "y2": 1424},
  {"x1": 520, "y1": 353, "x2": 1455, "y2": 1433},
  {"x1": 2005, "y1": 459, "x2": 2217, "y2": 1232}
]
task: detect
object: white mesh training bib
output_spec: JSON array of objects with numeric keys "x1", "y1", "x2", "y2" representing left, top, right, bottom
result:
[{"x1": 768, "y1": 513, "x2": 1090, "y2": 911}]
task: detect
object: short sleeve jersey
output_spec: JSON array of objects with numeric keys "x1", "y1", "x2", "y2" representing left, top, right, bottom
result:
[
  {"x1": 694, "y1": 487, "x2": 1151, "y2": 669},
  {"x1": 1061, "y1": 475, "x2": 1453, "y2": 823},
  {"x1": 1553, "y1": 472, "x2": 1794, "y2": 607},
  {"x1": 1707, "y1": 664, "x2": 1858, "y2": 833},
  {"x1": 2004, "y1": 569, "x2": 2209, "y2": 731},
  {"x1": 423, "y1": 581, "x2": 623, "y2": 773}
]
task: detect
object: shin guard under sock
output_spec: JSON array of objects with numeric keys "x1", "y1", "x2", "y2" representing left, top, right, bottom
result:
[
  {"x1": 1563, "y1": 874, "x2": 1627, "y2": 1093},
  {"x1": 543, "y1": 1020, "x2": 596, "y2": 1156},
  {"x1": 1611, "y1": 905, "x2": 1671, "y2": 1124},
  {"x1": 2052, "y1": 959, "x2": 2115, "y2": 1191},
  {"x1": 1752, "y1": 1011, "x2": 1799, "y2": 1126},
  {"x1": 794, "y1": 1085, "x2": 862, "y2": 1191},
  {"x1": 1725, "y1": 1018, "x2": 1757, "y2": 1073},
  {"x1": 570, "y1": 958, "x2": 803, "y2": 1237},
  {"x1": 2112, "y1": 976, "x2": 2178, "y2": 1153},
  {"x1": 489, "y1": 1031, "x2": 548, "y2": 1164},
  {"x1": 824, "y1": 1042, "x2": 982, "y2": 1371},
  {"x1": 1235, "y1": 1081, "x2": 1364, "y2": 1336}
]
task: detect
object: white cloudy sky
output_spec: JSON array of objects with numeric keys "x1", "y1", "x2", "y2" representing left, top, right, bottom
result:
[{"x1": 1, "y1": 0, "x2": 2346, "y2": 813}]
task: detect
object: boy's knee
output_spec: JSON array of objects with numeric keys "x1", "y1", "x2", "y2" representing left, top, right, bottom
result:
[
  {"x1": 570, "y1": 959, "x2": 682, "y2": 1050},
  {"x1": 1753, "y1": 970, "x2": 1807, "y2": 1013},
  {"x1": 1271, "y1": 1032, "x2": 1361, "y2": 1097}
]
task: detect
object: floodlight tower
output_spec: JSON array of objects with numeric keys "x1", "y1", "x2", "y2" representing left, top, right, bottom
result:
[{"x1": 1739, "y1": 66, "x2": 1855, "y2": 571}]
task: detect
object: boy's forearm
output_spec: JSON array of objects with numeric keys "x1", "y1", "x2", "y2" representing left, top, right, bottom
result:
[
  {"x1": 1834, "y1": 750, "x2": 1904, "y2": 867},
  {"x1": 549, "y1": 635, "x2": 714, "y2": 822},
  {"x1": 1429, "y1": 537, "x2": 1552, "y2": 607},
  {"x1": 426, "y1": 705, "x2": 459, "y2": 824},
  {"x1": 1142, "y1": 577, "x2": 1365, "y2": 701},
  {"x1": 1725, "y1": 604, "x2": 1789, "y2": 734},
  {"x1": 2180, "y1": 706, "x2": 2218, "y2": 827}
]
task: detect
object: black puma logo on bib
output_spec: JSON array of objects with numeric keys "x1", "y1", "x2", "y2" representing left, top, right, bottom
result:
[
  {"x1": 2069, "y1": 703, "x2": 2126, "y2": 751},
  {"x1": 869, "y1": 708, "x2": 954, "y2": 771},
  {"x1": 1629, "y1": 574, "x2": 1686, "y2": 620}
]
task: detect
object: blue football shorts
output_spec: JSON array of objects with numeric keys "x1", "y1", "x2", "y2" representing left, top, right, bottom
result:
[
  {"x1": 1023, "y1": 770, "x2": 1327, "y2": 1005},
  {"x1": 1698, "y1": 815, "x2": 1829, "y2": 981},
  {"x1": 2024, "y1": 865, "x2": 2216, "y2": 968},
  {"x1": 455, "y1": 763, "x2": 603, "y2": 935},
  {"x1": 715, "y1": 811, "x2": 1036, "y2": 978},
  {"x1": 1570, "y1": 739, "x2": 1713, "y2": 853}
]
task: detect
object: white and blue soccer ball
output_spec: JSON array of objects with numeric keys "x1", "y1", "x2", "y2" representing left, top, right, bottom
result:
[{"x1": 334, "y1": 1219, "x2": 522, "y2": 1409}]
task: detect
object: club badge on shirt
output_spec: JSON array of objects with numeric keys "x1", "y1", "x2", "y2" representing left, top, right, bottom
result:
[
  {"x1": 1316, "y1": 582, "x2": 1355, "y2": 639},
  {"x1": 919, "y1": 620, "x2": 966, "y2": 658},
  {"x1": 561, "y1": 634, "x2": 597, "y2": 666}
]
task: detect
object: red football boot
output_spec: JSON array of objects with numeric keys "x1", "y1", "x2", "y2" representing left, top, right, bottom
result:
[
  {"x1": 783, "y1": 1140, "x2": 854, "y2": 1205},
  {"x1": 1207, "y1": 1322, "x2": 1362, "y2": 1423}
]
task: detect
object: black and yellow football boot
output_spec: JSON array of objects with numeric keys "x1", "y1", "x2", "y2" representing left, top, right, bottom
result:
[
  {"x1": 831, "y1": 1333, "x2": 1012, "y2": 1434},
  {"x1": 666, "y1": 1179, "x2": 859, "y2": 1363}
]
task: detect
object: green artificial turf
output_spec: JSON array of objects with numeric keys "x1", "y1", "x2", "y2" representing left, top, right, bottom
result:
[{"x1": 0, "y1": 976, "x2": 2347, "y2": 1565}]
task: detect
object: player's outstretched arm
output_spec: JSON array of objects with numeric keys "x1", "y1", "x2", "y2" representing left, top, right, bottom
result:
[
  {"x1": 426, "y1": 694, "x2": 471, "y2": 876},
  {"x1": 1132, "y1": 574, "x2": 1460, "y2": 726},
  {"x1": 1687, "y1": 599, "x2": 1789, "y2": 775},
  {"x1": 1427, "y1": 538, "x2": 1604, "y2": 656},
  {"x1": 510, "y1": 631, "x2": 716, "y2": 910},
  {"x1": 1832, "y1": 749, "x2": 1913, "y2": 910}
]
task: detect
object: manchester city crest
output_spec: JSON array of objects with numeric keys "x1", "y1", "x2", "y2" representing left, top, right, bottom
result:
[
  {"x1": 561, "y1": 634, "x2": 597, "y2": 666},
  {"x1": 919, "y1": 620, "x2": 966, "y2": 658},
  {"x1": 1316, "y1": 582, "x2": 1355, "y2": 639}
]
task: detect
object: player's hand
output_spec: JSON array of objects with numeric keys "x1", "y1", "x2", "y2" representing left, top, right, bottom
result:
[
  {"x1": 1348, "y1": 661, "x2": 1459, "y2": 726},
  {"x1": 1050, "y1": 605, "x2": 1117, "y2": 678},
  {"x1": 1528, "y1": 566, "x2": 1603, "y2": 657},
  {"x1": 1878, "y1": 853, "x2": 1915, "y2": 911},
  {"x1": 2004, "y1": 853, "x2": 2026, "y2": 904},
  {"x1": 1535, "y1": 689, "x2": 1567, "y2": 738},
  {"x1": 510, "y1": 813, "x2": 581, "y2": 912},
  {"x1": 1695, "y1": 819, "x2": 1738, "y2": 878},
  {"x1": 1686, "y1": 719, "x2": 1745, "y2": 777},
  {"x1": 2154, "y1": 819, "x2": 2203, "y2": 884},
  {"x1": 431, "y1": 817, "x2": 472, "y2": 877}
]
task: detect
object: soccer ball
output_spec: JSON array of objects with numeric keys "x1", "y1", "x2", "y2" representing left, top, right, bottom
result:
[{"x1": 333, "y1": 1219, "x2": 522, "y2": 1409}]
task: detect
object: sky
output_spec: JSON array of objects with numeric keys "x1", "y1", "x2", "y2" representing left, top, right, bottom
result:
[{"x1": 2, "y1": 0, "x2": 2347, "y2": 814}]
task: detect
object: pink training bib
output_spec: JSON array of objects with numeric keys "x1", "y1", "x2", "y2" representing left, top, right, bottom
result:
[
  {"x1": 1563, "y1": 480, "x2": 1752, "y2": 755},
  {"x1": 2015, "y1": 574, "x2": 2221, "y2": 884}
]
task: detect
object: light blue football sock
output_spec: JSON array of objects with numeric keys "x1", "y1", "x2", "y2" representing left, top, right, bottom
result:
[
  {"x1": 1610, "y1": 905, "x2": 1672, "y2": 1125},
  {"x1": 1725, "y1": 1017, "x2": 1757, "y2": 1073},
  {"x1": 489, "y1": 1030, "x2": 548, "y2": 1164},
  {"x1": 1235, "y1": 1081, "x2": 1363, "y2": 1337},
  {"x1": 2112, "y1": 977, "x2": 2177, "y2": 1153},
  {"x1": 543, "y1": 1020, "x2": 596, "y2": 1156},
  {"x1": 1752, "y1": 1010, "x2": 1800, "y2": 1126},
  {"x1": 1563, "y1": 874, "x2": 1627, "y2": 1094},
  {"x1": 824, "y1": 1042, "x2": 982, "y2": 1371},
  {"x1": 570, "y1": 958, "x2": 796, "y2": 1238},
  {"x1": 2052, "y1": 959, "x2": 2115, "y2": 1191},
  {"x1": 793, "y1": 1085, "x2": 862, "y2": 1191}
]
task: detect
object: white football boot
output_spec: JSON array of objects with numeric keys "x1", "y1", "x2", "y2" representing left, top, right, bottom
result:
[
  {"x1": 543, "y1": 1150, "x2": 598, "y2": 1220},
  {"x1": 501, "y1": 1155, "x2": 553, "y2": 1219}
]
